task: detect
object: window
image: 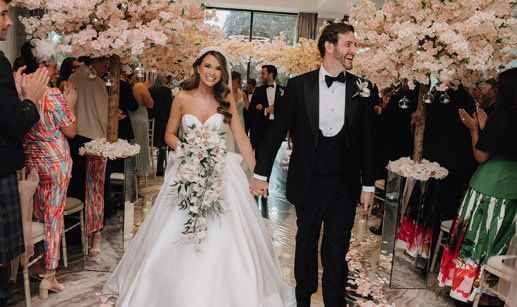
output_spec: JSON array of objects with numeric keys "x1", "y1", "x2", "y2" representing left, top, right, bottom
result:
[{"x1": 206, "y1": 8, "x2": 298, "y2": 87}]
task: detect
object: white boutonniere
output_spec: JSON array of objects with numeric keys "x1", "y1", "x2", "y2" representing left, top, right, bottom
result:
[
  {"x1": 353, "y1": 80, "x2": 371, "y2": 98},
  {"x1": 278, "y1": 88, "x2": 284, "y2": 96}
]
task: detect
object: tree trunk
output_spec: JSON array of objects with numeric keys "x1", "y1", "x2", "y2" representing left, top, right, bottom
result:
[
  {"x1": 107, "y1": 55, "x2": 121, "y2": 143},
  {"x1": 412, "y1": 83, "x2": 429, "y2": 162}
]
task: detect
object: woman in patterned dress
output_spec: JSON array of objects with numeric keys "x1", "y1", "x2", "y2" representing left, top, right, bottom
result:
[
  {"x1": 19, "y1": 39, "x2": 77, "y2": 298},
  {"x1": 438, "y1": 67, "x2": 517, "y2": 303}
]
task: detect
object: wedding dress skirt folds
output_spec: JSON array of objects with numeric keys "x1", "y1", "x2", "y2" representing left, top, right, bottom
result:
[{"x1": 103, "y1": 114, "x2": 296, "y2": 307}]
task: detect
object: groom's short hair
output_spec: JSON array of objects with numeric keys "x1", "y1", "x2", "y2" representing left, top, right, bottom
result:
[{"x1": 318, "y1": 22, "x2": 355, "y2": 58}]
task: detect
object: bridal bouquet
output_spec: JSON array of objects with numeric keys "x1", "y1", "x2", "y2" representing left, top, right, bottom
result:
[
  {"x1": 79, "y1": 138, "x2": 140, "y2": 160},
  {"x1": 170, "y1": 123, "x2": 227, "y2": 251},
  {"x1": 387, "y1": 157, "x2": 448, "y2": 181}
]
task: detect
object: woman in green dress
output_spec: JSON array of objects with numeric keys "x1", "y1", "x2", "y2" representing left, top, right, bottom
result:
[{"x1": 438, "y1": 67, "x2": 517, "y2": 303}]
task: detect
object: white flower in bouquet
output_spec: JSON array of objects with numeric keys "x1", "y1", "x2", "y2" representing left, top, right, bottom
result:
[{"x1": 170, "y1": 123, "x2": 227, "y2": 251}]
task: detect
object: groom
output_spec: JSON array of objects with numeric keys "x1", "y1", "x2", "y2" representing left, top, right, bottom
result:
[{"x1": 250, "y1": 22, "x2": 376, "y2": 307}]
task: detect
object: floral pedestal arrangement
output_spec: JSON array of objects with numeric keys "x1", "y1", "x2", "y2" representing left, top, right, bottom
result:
[
  {"x1": 388, "y1": 157, "x2": 448, "y2": 260},
  {"x1": 80, "y1": 138, "x2": 140, "y2": 234}
]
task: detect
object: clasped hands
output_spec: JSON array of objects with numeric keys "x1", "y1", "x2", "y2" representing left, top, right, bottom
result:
[{"x1": 249, "y1": 178, "x2": 269, "y2": 198}]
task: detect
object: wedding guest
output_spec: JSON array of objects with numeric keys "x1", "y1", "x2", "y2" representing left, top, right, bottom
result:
[
  {"x1": 67, "y1": 56, "x2": 109, "y2": 256},
  {"x1": 244, "y1": 78, "x2": 256, "y2": 136},
  {"x1": 249, "y1": 65, "x2": 285, "y2": 157},
  {"x1": 128, "y1": 74, "x2": 154, "y2": 187},
  {"x1": 479, "y1": 78, "x2": 497, "y2": 115},
  {"x1": 0, "y1": 1, "x2": 48, "y2": 303},
  {"x1": 148, "y1": 73, "x2": 172, "y2": 176},
  {"x1": 165, "y1": 75, "x2": 173, "y2": 87},
  {"x1": 56, "y1": 57, "x2": 79, "y2": 91},
  {"x1": 231, "y1": 72, "x2": 249, "y2": 129},
  {"x1": 438, "y1": 67, "x2": 517, "y2": 304},
  {"x1": 424, "y1": 85, "x2": 477, "y2": 226},
  {"x1": 20, "y1": 39, "x2": 77, "y2": 298},
  {"x1": 370, "y1": 82, "x2": 418, "y2": 235}
]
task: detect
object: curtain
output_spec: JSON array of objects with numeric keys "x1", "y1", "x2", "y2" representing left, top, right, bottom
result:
[{"x1": 296, "y1": 12, "x2": 318, "y2": 42}]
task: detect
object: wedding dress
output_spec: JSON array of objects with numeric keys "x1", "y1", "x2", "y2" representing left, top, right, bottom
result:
[{"x1": 103, "y1": 113, "x2": 296, "y2": 307}]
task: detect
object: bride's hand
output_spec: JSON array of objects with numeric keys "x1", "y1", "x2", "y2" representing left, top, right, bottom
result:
[{"x1": 250, "y1": 178, "x2": 268, "y2": 198}]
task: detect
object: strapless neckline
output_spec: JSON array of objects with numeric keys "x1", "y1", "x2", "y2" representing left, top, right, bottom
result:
[{"x1": 182, "y1": 113, "x2": 223, "y2": 126}]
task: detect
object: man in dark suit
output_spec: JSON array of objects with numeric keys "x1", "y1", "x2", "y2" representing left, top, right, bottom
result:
[
  {"x1": 148, "y1": 73, "x2": 173, "y2": 176},
  {"x1": 249, "y1": 65, "x2": 285, "y2": 157},
  {"x1": 250, "y1": 22, "x2": 376, "y2": 307},
  {"x1": 479, "y1": 78, "x2": 497, "y2": 115},
  {"x1": 244, "y1": 78, "x2": 256, "y2": 136},
  {"x1": 0, "y1": 0, "x2": 48, "y2": 303}
]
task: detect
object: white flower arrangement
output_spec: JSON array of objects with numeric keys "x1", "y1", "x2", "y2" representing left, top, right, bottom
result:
[
  {"x1": 79, "y1": 138, "x2": 140, "y2": 160},
  {"x1": 353, "y1": 80, "x2": 371, "y2": 98},
  {"x1": 387, "y1": 157, "x2": 448, "y2": 181},
  {"x1": 170, "y1": 123, "x2": 227, "y2": 251}
]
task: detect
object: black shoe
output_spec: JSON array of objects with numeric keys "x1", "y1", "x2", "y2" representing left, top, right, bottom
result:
[{"x1": 370, "y1": 223, "x2": 383, "y2": 235}]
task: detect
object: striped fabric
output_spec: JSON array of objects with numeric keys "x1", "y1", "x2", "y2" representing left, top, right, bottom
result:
[
  {"x1": 85, "y1": 156, "x2": 107, "y2": 234},
  {"x1": 23, "y1": 87, "x2": 75, "y2": 270},
  {"x1": 438, "y1": 187, "x2": 517, "y2": 302},
  {"x1": 0, "y1": 173, "x2": 24, "y2": 263}
]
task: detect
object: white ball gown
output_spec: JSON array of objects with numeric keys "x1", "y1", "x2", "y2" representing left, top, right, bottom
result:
[{"x1": 103, "y1": 113, "x2": 296, "y2": 307}]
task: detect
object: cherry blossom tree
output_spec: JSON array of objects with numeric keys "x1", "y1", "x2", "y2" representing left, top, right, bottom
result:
[
  {"x1": 348, "y1": 0, "x2": 517, "y2": 161},
  {"x1": 15, "y1": 0, "x2": 224, "y2": 142}
]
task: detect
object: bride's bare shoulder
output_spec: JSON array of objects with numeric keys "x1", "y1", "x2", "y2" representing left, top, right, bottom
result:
[{"x1": 173, "y1": 90, "x2": 194, "y2": 106}]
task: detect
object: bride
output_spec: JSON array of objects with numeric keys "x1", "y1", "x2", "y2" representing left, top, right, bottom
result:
[{"x1": 103, "y1": 47, "x2": 296, "y2": 307}]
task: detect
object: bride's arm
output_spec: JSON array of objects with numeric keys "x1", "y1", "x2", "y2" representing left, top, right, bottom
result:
[
  {"x1": 165, "y1": 91, "x2": 184, "y2": 150},
  {"x1": 227, "y1": 94, "x2": 256, "y2": 172}
]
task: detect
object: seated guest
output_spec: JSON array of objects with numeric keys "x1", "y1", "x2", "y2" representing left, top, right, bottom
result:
[
  {"x1": 438, "y1": 67, "x2": 517, "y2": 304},
  {"x1": 19, "y1": 39, "x2": 77, "y2": 297}
]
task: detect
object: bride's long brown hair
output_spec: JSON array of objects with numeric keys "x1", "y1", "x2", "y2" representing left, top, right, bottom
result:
[{"x1": 181, "y1": 51, "x2": 232, "y2": 123}]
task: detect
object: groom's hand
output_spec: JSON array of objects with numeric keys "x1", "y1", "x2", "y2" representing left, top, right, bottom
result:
[
  {"x1": 250, "y1": 178, "x2": 269, "y2": 198},
  {"x1": 359, "y1": 191, "x2": 374, "y2": 211}
]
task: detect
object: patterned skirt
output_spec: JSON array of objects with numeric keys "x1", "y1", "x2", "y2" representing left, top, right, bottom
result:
[
  {"x1": 0, "y1": 173, "x2": 25, "y2": 263},
  {"x1": 438, "y1": 187, "x2": 517, "y2": 302}
]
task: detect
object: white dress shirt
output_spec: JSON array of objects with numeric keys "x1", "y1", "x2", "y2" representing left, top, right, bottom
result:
[
  {"x1": 265, "y1": 82, "x2": 276, "y2": 120},
  {"x1": 319, "y1": 65, "x2": 345, "y2": 137}
]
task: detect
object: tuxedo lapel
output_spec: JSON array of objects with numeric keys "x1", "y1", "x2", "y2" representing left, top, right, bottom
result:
[
  {"x1": 345, "y1": 73, "x2": 359, "y2": 146},
  {"x1": 303, "y1": 70, "x2": 320, "y2": 147}
]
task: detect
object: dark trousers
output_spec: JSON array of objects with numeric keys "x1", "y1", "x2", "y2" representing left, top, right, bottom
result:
[
  {"x1": 67, "y1": 135, "x2": 92, "y2": 202},
  {"x1": 294, "y1": 175, "x2": 357, "y2": 307},
  {"x1": 0, "y1": 264, "x2": 7, "y2": 307}
]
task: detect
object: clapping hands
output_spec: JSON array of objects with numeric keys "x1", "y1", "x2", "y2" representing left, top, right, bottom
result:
[
  {"x1": 20, "y1": 67, "x2": 50, "y2": 103},
  {"x1": 63, "y1": 81, "x2": 77, "y2": 109}
]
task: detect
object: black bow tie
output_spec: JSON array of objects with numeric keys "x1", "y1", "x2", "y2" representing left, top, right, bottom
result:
[
  {"x1": 266, "y1": 84, "x2": 274, "y2": 88},
  {"x1": 325, "y1": 72, "x2": 345, "y2": 88}
]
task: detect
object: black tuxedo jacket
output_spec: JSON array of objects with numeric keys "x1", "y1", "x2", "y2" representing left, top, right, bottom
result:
[
  {"x1": 148, "y1": 83, "x2": 173, "y2": 121},
  {"x1": 249, "y1": 84, "x2": 285, "y2": 143},
  {"x1": 254, "y1": 69, "x2": 376, "y2": 206},
  {"x1": 0, "y1": 51, "x2": 40, "y2": 176}
]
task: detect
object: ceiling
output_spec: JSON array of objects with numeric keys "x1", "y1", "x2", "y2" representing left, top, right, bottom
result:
[{"x1": 208, "y1": 0, "x2": 387, "y2": 19}]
